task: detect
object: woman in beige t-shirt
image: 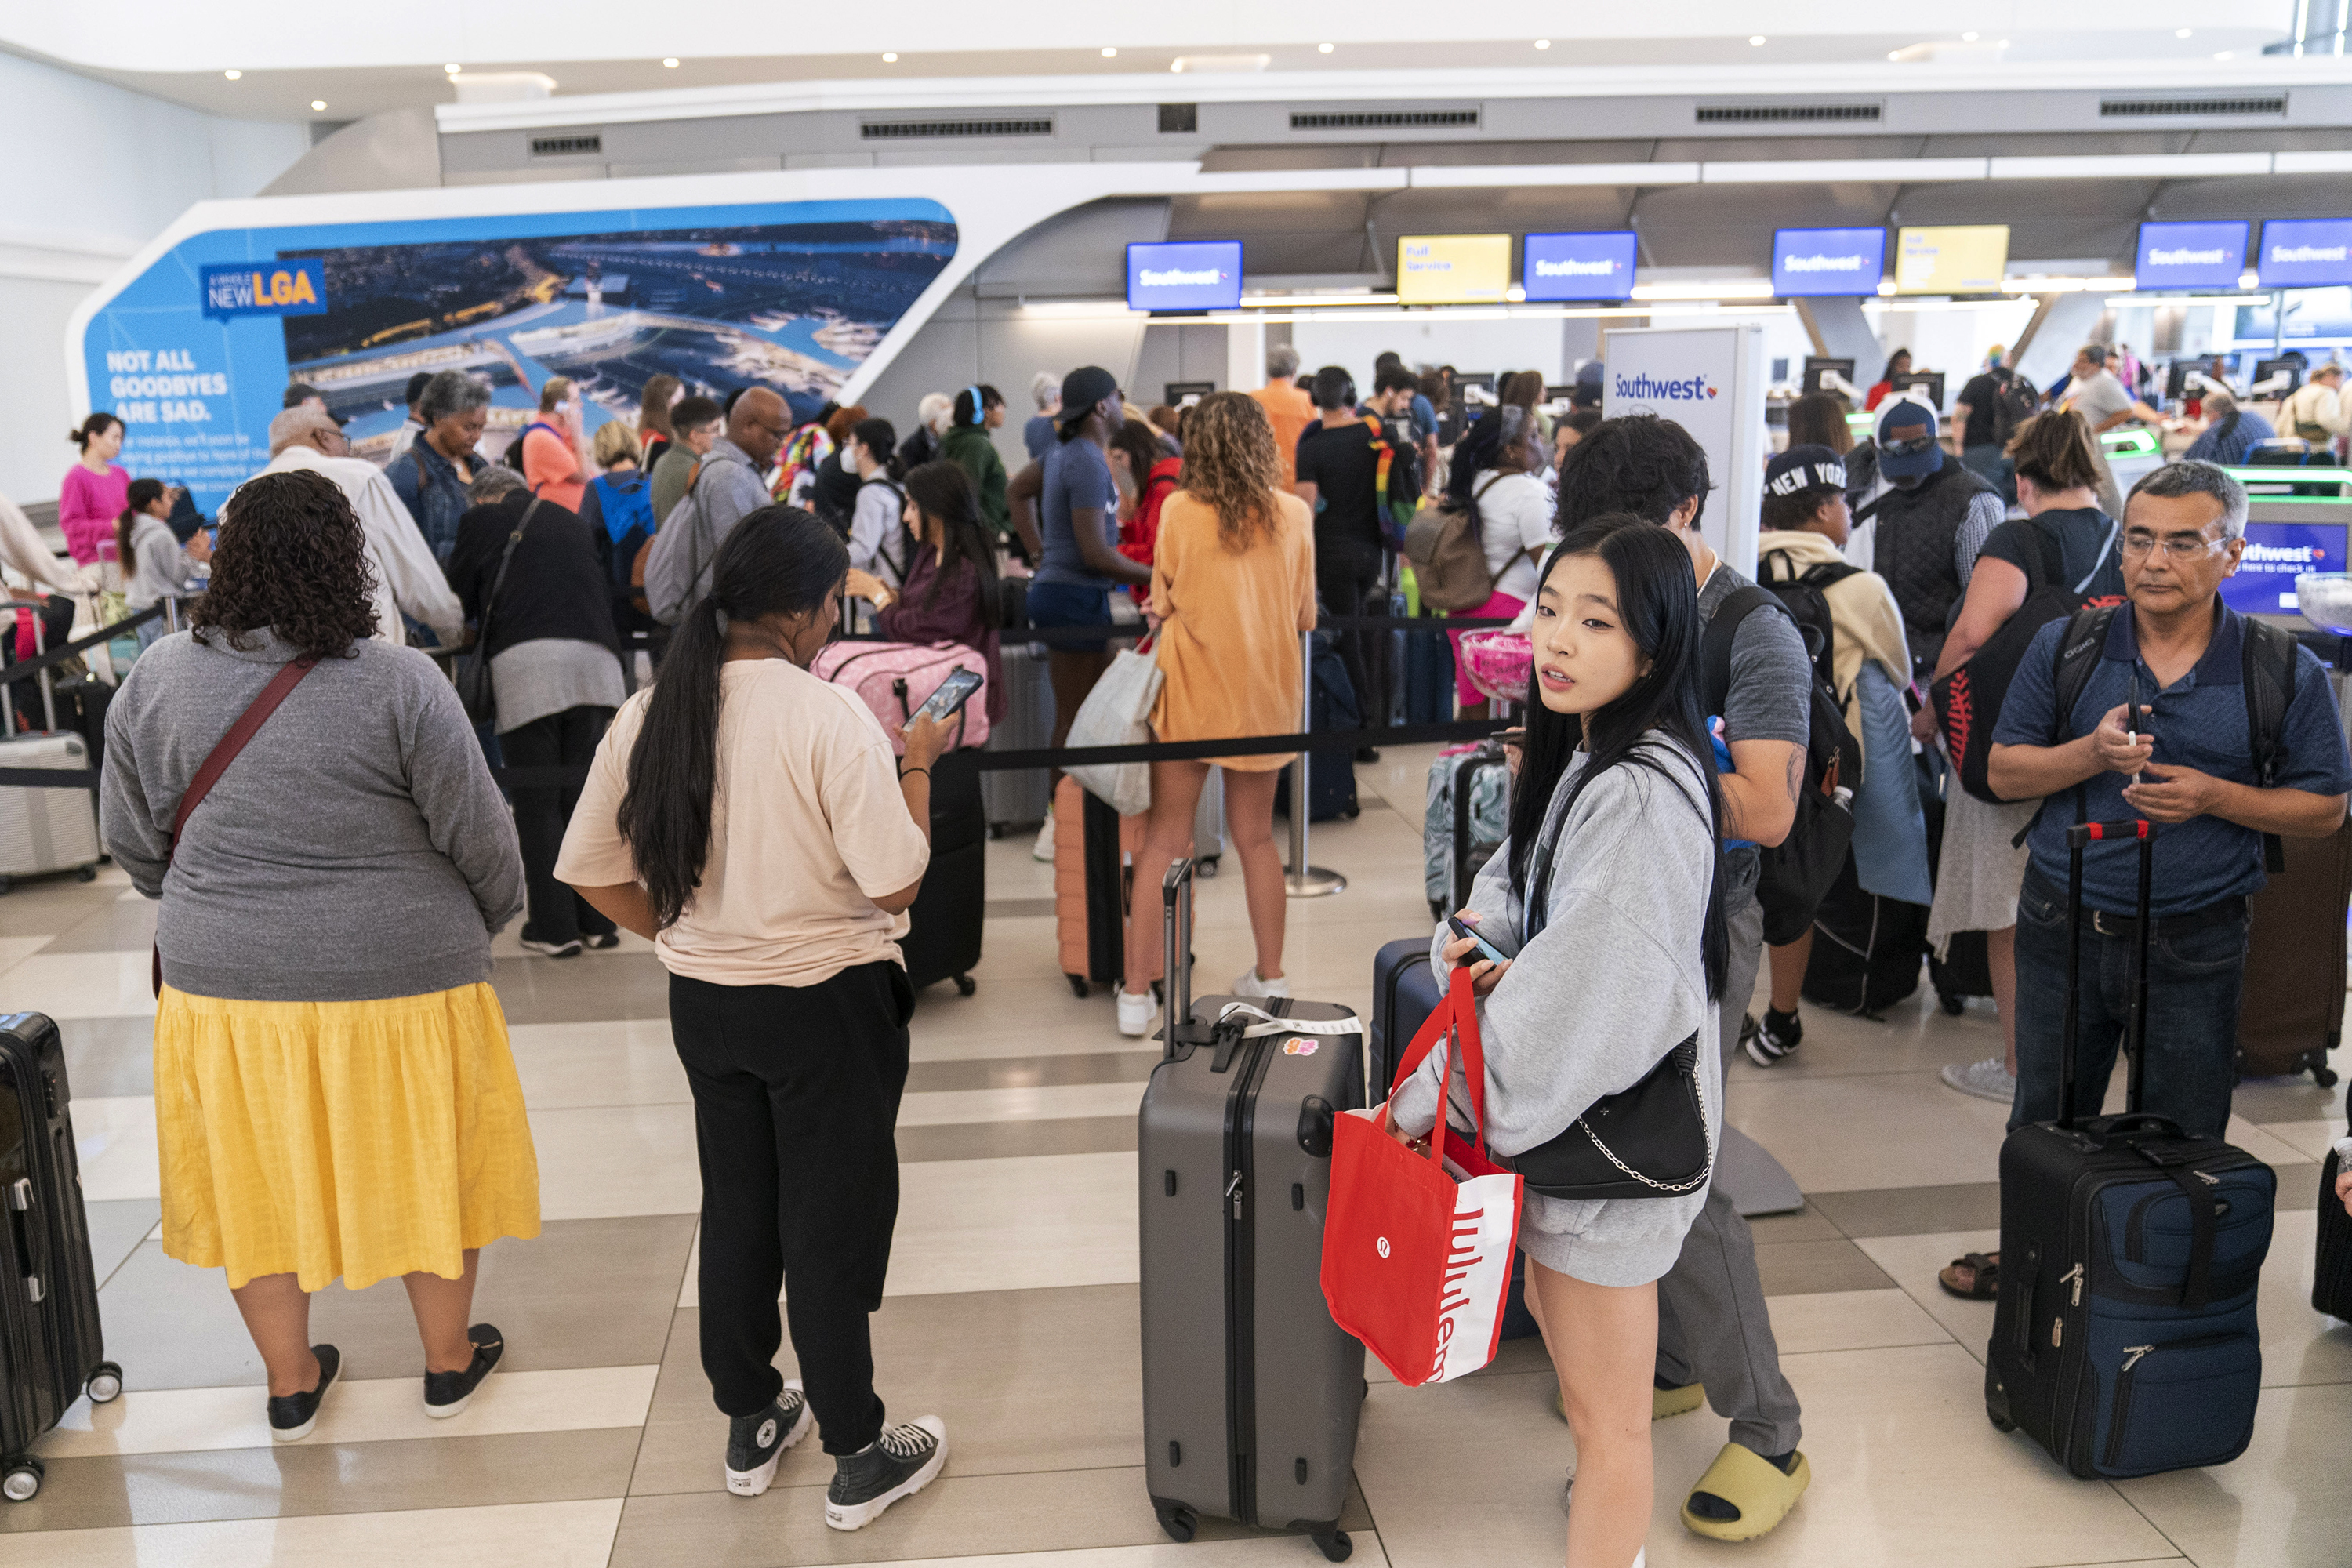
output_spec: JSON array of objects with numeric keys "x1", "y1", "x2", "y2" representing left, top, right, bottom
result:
[{"x1": 556, "y1": 505, "x2": 957, "y2": 1530}]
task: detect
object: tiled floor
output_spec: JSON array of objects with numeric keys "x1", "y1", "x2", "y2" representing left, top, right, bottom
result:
[{"x1": 5, "y1": 747, "x2": 2348, "y2": 1566}]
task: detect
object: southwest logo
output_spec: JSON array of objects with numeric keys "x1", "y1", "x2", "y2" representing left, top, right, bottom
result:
[
  {"x1": 1613, "y1": 371, "x2": 1719, "y2": 402},
  {"x1": 200, "y1": 259, "x2": 328, "y2": 321}
]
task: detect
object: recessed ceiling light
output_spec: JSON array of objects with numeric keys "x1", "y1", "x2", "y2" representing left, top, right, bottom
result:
[
  {"x1": 881, "y1": 52, "x2": 897, "y2": 63},
  {"x1": 443, "y1": 63, "x2": 460, "y2": 74},
  {"x1": 2176, "y1": 27, "x2": 2192, "y2": 38},
  {"x1": 1534, "y1": 38, "x2": 1551, "y2": 49},
  {"x1": 223, "y1": 69, "x2": 241, "y2": 80},
  {"x1": 310, "y1": 100, "x2": 326, "y2": 111},
  {"x1": 1962, "y1": 31, "x2": 1979, "y2": 41},
  {"x1": 1101, "y1": 46, "x2": 1117, "y2": 57},
  {"x1": 1998, "y1": 38, "x2": 2009, "y2": 45},
  {"x1": 1888, "y1": 50, "x2": 1901, "y2": 60},
  {"x1": 1749, "y1": 35, "x2": 1766, "y2": 45},
  {"x1": 1318, "y1": 42, "x2": 1334, "y2": 53},
  {"x1": 2215, "y1": 49, "x2": 2234, "y2": 58},
  {"x1": 662, "y1": 57, "x2": 680, "y2": 67}
]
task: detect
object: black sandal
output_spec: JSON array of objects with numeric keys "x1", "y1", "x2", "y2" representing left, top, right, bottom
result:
[{"x1": 1938, "y1": 1251, "x2": 1999, "y2": 1300}]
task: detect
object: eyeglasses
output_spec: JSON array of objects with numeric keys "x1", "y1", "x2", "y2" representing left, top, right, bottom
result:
[
  {"x1": 2121, "y1": 532, "x2": 2226, "y2": 560},
  {"x1": 1881, "y1": 433, "x2": 1937, "y2": 456}
]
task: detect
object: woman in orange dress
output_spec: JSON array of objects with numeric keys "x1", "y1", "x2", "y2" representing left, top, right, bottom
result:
[{"x1": 1116, "y1": 393, "x2": 1316, "y2": 1036}]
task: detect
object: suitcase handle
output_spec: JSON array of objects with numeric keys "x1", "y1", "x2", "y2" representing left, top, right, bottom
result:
[
  {"x1": 5, "y1": 1177, "x2": 42, "y2": 1305},
  {"x1": 2059, "y1": 818, "x2": 2153, "y2": 1130},
  {"x1": 1160, "y1": 858, "x2": 1207, "y2": 1059}
]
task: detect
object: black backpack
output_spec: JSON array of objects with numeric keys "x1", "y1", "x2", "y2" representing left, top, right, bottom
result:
[
  {"x1": 1989, "y1": 369, "x2": 2041, "y2": 448},
  {"x1": 2013, "y1": 604, "x2": 2298, "y2": 872},
  {"x1": 1703, "y1": 586, "x2": 1863, "y2": 946},
  {"x1": 1930, "y1": 516, "x2": 2122, "y2": 804},
  {"x1": 503, "y1": 420, "x2": 561, "y2": 476}
]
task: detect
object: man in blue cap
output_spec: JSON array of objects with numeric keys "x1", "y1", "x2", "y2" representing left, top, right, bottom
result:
[{"x1": 1860, "y1": 395, "x2": 2004, "y2": 677}]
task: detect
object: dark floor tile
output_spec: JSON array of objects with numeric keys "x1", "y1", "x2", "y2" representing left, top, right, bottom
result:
[
  {"x1": 85, "y1": 1197, "x2": 158, "y2": 1289},
  {"x1": 983, "y1": 897, "x2": 1055, "y2": 919},
  {"x1": 1809, "y1": 1182, "x2": 2004, "y2": 1239},
  {"x1": 103, "y1": 1214, "x2": 694, "y2": 1390},
  {"x1": 0, "y1": 880, "x2": 118, "y2": 936},
  {"x1": 897, "y1": 1115, "x2": 1136, "y2": 1163},
  {"x1": 493, "y1": 953, "x2": 672, "y2": 1022},
  {"x1": 0, "y1": 1428, "x2": 638, "y2": 1532},
  {"x1": 1753, "y1": 1237, "x2": 1896, "y2": 1297},
  {"x1": 2274, "y1": 1161, "x2": 2321, "y2": 1211},
  {"x1": 905, "y1": 1049, "x2": 1158, "y2": 1094},
  {"x1": 1746, "y1": 1206, "x2": 1846, "y2": 1244}
]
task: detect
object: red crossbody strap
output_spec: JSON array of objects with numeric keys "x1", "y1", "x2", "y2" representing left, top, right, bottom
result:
[
  {"x1": 169, "y1": 657, "x2": 318, "y2": 851},
  {"x1": 1388, "y1": 967, "x2": 1493, "y2": 1159}
]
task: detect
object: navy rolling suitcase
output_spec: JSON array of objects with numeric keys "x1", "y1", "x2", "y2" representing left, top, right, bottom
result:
[
  {"x1": 1984, "y1": 820, "x2": 2275, "y2": 1479},
  {"x1": 900, "y1": 757, "x2": 984, "y2": 996},
  {"x1": 0, "y1": 1012, "x2": 122, "y2": 1501},
  {"x1": 1273, "y1": 633, "x2": 1359, "y2": 823}
]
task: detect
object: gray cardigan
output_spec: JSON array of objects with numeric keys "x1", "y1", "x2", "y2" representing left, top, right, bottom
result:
[
  {"x1": 1391, "y1": 736, "x2": 1723, "y2": 1284},
  {"x1": 100, "y1": 628, "x2": 524, "y2": 1002}
]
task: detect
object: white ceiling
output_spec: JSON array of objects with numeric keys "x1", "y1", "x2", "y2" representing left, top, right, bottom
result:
[{"x1": 0, "y1": 5, "x2": 2305, "y2": 125}]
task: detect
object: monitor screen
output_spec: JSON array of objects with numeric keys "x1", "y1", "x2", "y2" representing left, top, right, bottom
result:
[
  {"x1": 1772, "y1": 227, "x2": 1886, "y2": 297},
  {"x1": 1893, "y1": 225, "x2": 2009, "y2": 295},
  {"x1": 1397, "y1": 234, "x2": 1512, "y2": 303},
  {"x1": 2136, "y1": 221, "x2": 2251, "y2": 291},
  {"x1": 2225, "y1": 518, "x2": 2348, "y2": 618},
  {"x1": 2253, "y1": 356, "x2": 2307, "y2": 397},
  {"x1": 1800, "y1": 357, "x2": 1857, "y2": 396},
  {"x1": 2256, "y1": 219, "x2": 2352, "y2": 289},
  {"x1": 1522, "y1": 230, "x2": 1639, "y2": 302},
  {"x1": 1126, "y1": 241, "x2": 1242, "y2": 312},
  {"x1": 1889, "y1": 372, "x2": 1947, "y2": 411}
]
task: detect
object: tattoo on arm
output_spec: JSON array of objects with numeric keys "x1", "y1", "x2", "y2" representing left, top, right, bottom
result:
[{"x1": 1784, "y1": 747, "x2": 1804, "y2": 804}]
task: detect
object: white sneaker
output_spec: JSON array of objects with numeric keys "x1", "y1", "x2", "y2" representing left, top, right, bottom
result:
[
  {"x1": 1941, "y1": 1055, "x2": 2018, "y2": 1105},
  {"x1": 1232, "y1": 967, "x2": 1291, "y2": 1000},
  {"x1": 1116, "y1": 987, "x2": 1159, "y2": 1037},
  {"x1": 1031, "y1": 812, "x2": 1056, "y2": 863}
]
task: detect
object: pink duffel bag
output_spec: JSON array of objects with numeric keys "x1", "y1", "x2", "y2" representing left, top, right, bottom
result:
[
  {"x1": 811, "y1": 640, "x2": 991, "y2": 753},
  {"x1": 1455, "y1": 630, "x2": 1532, "y2": 706}
]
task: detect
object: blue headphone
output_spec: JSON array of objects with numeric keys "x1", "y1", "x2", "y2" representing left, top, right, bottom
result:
[{"x1": 961, "y1": 386, "x2": 985, "y2": 426}]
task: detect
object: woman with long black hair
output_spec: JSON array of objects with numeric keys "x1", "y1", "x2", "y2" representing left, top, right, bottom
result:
[
  {"x1": 844, "y1": 459, "x2": 1004, "y2": 722},
  {"x1": 1387, "y1": 514, "x2": 1728, "y2": 1568},
  {"x1": 556, "y1": 506, "x2": 954, "y2": 1528}
]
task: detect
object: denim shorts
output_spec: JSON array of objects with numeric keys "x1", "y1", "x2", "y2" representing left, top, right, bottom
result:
[{"x1": 1025, "y1": 580, "x2": 1113, "y2": 654}]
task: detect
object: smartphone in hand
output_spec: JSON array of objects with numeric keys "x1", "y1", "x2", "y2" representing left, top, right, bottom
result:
[
  {"x1": 908, "y1": 667, "x2": 983, "y2": 731},
  {"x1": 1446, "y1": 913, "x2": 1514, "y2": 969},
  {"x1": 2125, "y1": 669, "x2": 2147, "y2": 786}
]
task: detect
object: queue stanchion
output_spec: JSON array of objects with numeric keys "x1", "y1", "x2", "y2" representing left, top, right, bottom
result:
[{"x1": 1285, "y1": 628, "x2": 1345, "y2": 899}]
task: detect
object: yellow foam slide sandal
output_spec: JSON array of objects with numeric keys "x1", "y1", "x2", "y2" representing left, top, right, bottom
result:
[{"x1": 1680, "y1": 1442, "x2": 1811, "y2": 1541}]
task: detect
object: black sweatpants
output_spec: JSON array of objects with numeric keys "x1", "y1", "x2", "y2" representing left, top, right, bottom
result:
[
  {"x1": 670, "y1": 962, "x2": 915, "y2": 1454},
  {"x1": 499, "y1": 704, "x2": 618, "y2": 946},
  {"x1": 1315, "y1": 550, "x2": 1385, "y2": 726}
]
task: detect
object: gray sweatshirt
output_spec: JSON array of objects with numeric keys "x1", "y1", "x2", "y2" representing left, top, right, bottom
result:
[
  {"x1": 100, "y1": 628, "x2": 525, "y2": 1002},
  {"x1": 1391, "y1": 735, "x2": 1723, "y2": 1284}
]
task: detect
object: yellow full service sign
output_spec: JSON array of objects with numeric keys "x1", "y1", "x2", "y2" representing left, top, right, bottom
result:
[
  {"x1": 1397, "y1": 234, "x2": 1512, "y2": 303},
  {"x1": 1894, "y1": 225, "x2": 2011, "y2": 295}
]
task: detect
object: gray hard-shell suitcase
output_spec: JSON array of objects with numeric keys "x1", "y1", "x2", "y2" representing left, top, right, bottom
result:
[
  {"x1": 0, "y1": 602, "x2": 101, "y2": 891},
  {"x1": 1138, "y1": 858, "x2": 1365, "y2": 1562},
  {"x1": 982, "y1": 641, "x2": 1053, "y2": 837}
]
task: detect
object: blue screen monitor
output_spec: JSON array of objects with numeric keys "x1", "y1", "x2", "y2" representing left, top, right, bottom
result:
[
  {"x1": 1771, "y1": 227, "x2": 1886, "y2": 297},
  {"x1": 2135, "y1": 221, "x2": 2250, "y2": 291},
  {"x1": 1522, "y1": 230, "x2": 1639, "y2": 302},
  {"x1": 2257, "y1": 220, "x2": 2352, "y2": 289},
  {"x1": 1127, "y1": 241, "x2": 1243, "y2": 312},
  {"x1": 2224, "y1": 520, "x2": 2348, "y2": 618}
]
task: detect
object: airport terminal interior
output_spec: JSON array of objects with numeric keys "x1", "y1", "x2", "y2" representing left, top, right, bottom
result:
[{"x1": 1, "y1": 4, "x2": 2351, "y2": 1566}]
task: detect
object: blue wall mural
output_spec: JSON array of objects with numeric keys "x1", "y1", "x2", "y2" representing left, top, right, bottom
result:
[{"x1": 82, "y1": 198, "x2": 957, "y2": 516}]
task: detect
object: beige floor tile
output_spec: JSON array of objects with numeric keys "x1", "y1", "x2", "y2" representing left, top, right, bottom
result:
[
  {"x1": 1753, "y1": 1238, "x2": 1897, "y2": 1297},
  {"x1": 2222, "y1": 1116, "x2": 2312, "y2": 1170},
  {"x1": 83, "y1": 1199, "x2": 158, "y2": 1290},
  {"x1": 40, "y1": 1363, "x2": 658, "y2": 1458},
  {"x1": 1727, "y1": 986, "x2": 2006, "y2": 1085},
  {"x1": 2253, "y1": 1210, "x2": 2352, "y2": 1389},
  {"x1": 2112, "y1": 1380, "x2": 2352, "y2": 1567},
  {"x1": 0, "y1": 1496, "x2": 625, "y2": 1566},
  {"x1": 531, "y1": 1101, "x2": 702, "y2": 1220},
  {"x1": 2233, "y1": 1069, "x2": 2345, "y2": 1128},
  {"x1": 780, "y1": 1542, "x2": 1390, "y2": 1568},
  {"x1": 72, "y1": 1094, "x2": 157, "y2": 1203},
  {"x1": 0, "y1": 934, "x2": 55, "y2": 976},
  {"x1": 2, "y1": 951, "x2": 157, "y2": 1019},
  {"x1": 1762, "y1": 1288, "x2": 1958, "y2": 1356},
  {"x1": 40, "y1": 902, "x2": 157, "y2": 955},
  {"x1": 1806, "y1": 1182, "x2": 2002, "y2": 1239},
  {"x1": 897, "y1": 1080, "x2": 1148, "y2": 1127},
  {"x1": 1727, "y1": 1072, "x2": 2013, "y2": 1192},
  {"x1": 506, "y1": 1018, "x2": 689, "y2": 1110},
  {"x1": 2256, "y1": 1119, "x2": 2348, "y2": 1163},
  {"x1": 1854, "y1": 1229, "x2": 2002, "y2": 1363}
]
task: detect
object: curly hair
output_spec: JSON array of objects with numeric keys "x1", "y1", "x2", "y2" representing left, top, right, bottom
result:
[
  {"x1": 191, "y1": 470, "x2": 378, "y2": 660},
  {"x1": 1174, "y1": 392, "x2": 1283, "y2": 550}
]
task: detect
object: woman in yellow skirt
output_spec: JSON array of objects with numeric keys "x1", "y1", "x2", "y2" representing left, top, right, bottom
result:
[{"x1": 98, "y1": 468, "x2": 536, "y2": 1441}]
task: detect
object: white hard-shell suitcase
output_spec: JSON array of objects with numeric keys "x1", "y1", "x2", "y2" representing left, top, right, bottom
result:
[{"x1": 0, "y1": 601, "x2": 100, "y2": 890}]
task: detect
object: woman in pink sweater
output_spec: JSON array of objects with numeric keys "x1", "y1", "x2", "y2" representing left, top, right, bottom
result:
[{"x1": 61, "y1": 414, "x2": 130, "y2": 567}]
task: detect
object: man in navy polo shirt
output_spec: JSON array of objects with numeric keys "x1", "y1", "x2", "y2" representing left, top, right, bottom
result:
[{"x1": 1989, "y1": 461, "x2": 2351, "y2": 1138}]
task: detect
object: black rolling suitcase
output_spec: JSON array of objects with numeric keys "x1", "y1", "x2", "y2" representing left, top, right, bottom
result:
[
  {"x1": 2318, "y1": 1114, "x2": 2352, "y2": 1322},
  {"x1": 899, "y1": 756, "x2": 984, "y2": 996},
  {"x1": 1984, "y1": 820, "x2": 2275, "y2": 1479},
  {"x1": 1139, "y1": 860, "x2": 1364, "y2": 1562},
  {"x1": 0, "y1": 1013, "x2": 122, "y2": 1501}
]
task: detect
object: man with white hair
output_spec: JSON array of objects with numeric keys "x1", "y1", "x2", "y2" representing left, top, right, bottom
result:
[
  {"x1": 2281, "y1": 359, "x2": 2349, "y2": 452},
  {"x1": 1251, "y1": 343, "x2": 1315, "y2": 486},
  {"x1": 1023, "y1": 372, "x2": 1062, "y2": 462},
  {"x1": 258, "y1": 406, "x2": 464, "y2": 648}
]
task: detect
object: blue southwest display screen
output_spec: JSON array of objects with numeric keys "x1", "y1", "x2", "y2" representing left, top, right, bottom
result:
[
  {"x1": 2257, "y1": 219, "x2": 2352, "y2": 289},
  {"x1": 2223, "y1": 521, "x2": 2347, "y2": 616},
  {"x1": 1521, "y1": 231, "x2": 1638, "y2": 302},
  {"x1": 2135, "y1": 221, "x2": 2249, "y2": 291},
  {"x1": 1772, "y1": 227, "x2": 1886, "y2": 297},
  {"x1": 1127, "y1": 241, "x2": 1243, "y2": 311}
]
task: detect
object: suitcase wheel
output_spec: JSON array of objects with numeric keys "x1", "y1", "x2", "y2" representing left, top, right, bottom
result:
[
  {"x1": 1, "y1": 1458, "x2": 38, "y2": 1502},
  {"x1": 1197, "y1": 857, "x2": 1218, "y2": 879},
  {"x1": 953, "y1": 975, "x2": 976, "y2": 998},
  {"x1": 2314, "y1": 1063, "x2": 2341, "y2": 1090},
  {"x1": 1153, "y1": 1501, "x2": 1196, "y2": 1543},
  {"x1": 87, "y1": 1361, "x2": 122, "y2": 1404},
  {"x1": 1067, "y1": 975, "x2": 1089, "y2": 1000},
  {"x1": 75, "y1": 866, "x2": 96, "y2": 884},
  {"x1": 1312, "y1": 1529, "x2": 1352, "y2": 1563},
  {"x1": 1984, "y1": 1364, "x2": 2016, "y2": 1433},
  {"x1": 0, "y1": 877, "x2": 13, "y2": 897}
]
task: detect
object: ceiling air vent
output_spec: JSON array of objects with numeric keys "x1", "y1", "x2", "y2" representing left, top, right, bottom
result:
[
  {"x1": 2100, "y1": 95, "x2": 2287, "y2": 118},
  {"x1": 1289, "y1": 109, "x2": 1479, "y2": 131},
  {"x1": 530, "y1": 134, "x2": 603, "y2": 157},
  {"x1": 860, "y1": 118, "x2": 1054, "y2": 140},
  {"x1": 1696, "y1": 103, "x2": 1881, "y2": 125}
]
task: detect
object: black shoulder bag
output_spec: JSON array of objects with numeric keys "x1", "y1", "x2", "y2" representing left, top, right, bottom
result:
[{"x1": 455, "y1": 496, "x2": 542, "y2": 726}]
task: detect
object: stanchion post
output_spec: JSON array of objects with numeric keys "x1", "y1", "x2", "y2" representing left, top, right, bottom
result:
[{"x1": 1286, "y1": 629, "x2": 1346, "y2": 898}]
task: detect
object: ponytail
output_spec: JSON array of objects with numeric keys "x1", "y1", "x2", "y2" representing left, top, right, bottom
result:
[
  {"x1": 116, "y1": 477, "x2": 166, "y2": 578},
  {"x1": 615, "y1": 505, "x2": 848, "y2": 928}
]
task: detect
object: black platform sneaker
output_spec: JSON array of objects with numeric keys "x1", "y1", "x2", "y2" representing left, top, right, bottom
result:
[
  {"x1": 825, "y1": 1416, "x2": 948, "y2": 1530},
  {"x1": 725, "y1": 1378, "x2": 814, "y2": 1497},
  {"x1": 423, "y1": 1323, "x2": 505, "y2": 1418},
  {"x1": 267, "y1": 1344, "x2": 341, "y2": 1443}
]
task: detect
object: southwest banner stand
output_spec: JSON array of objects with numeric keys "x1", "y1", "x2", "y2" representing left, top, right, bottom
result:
[{"x1": 1715, "y1": 1125, "x2": 1806, "y2": 1217}]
